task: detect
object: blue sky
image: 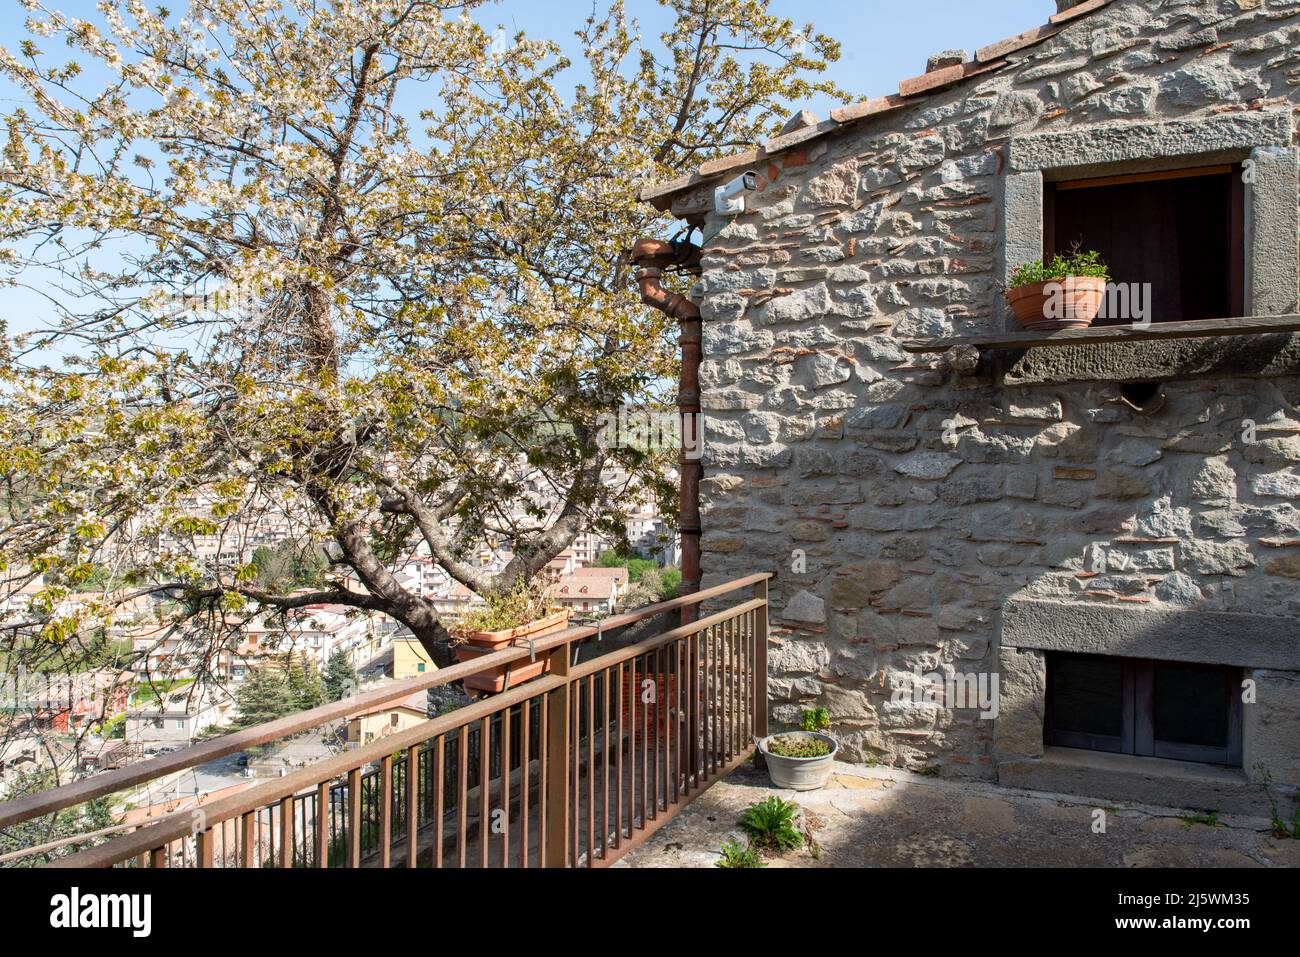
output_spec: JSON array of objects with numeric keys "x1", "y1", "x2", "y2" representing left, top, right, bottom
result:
[
  {"x1": 0, "y1": 0, "x2": 1053, "y2": 117},
  {"x1": 0, "y1": 1, "x2": 1052, "y2": 350},
  {"x1": 492, "y1": 0, "x2": 1050, "y2": 110}
]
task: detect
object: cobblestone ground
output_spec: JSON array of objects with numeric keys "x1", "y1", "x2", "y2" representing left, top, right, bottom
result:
[{"x1": 618, "y1": 761, "x2": 1300, "y2": 868}]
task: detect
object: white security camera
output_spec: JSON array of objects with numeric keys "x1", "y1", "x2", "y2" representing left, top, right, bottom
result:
[{"x1": 714, "y1": 170, "x2": 758, "y2": 215}]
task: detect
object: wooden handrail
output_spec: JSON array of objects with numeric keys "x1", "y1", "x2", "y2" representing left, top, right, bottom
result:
[
  {"x1": 566, "y1": 599, "x2": 766, "y2": 682},
  {"x1": 0, "y1": 573, "x2": 771, "y2": 831},
  {"x1": 53, "y1": 586, "x2": 769, "y2": 868}
]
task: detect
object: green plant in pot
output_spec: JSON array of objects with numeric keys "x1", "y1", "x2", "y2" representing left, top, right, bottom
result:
[
  {"x1": 449, "y1": 582, "x2": 570, "y2": 694},
  {"x1": 757, "y1": 707, "x2": 838, "y2": 791},
  {"x1": 1005, "y1": 248, "x2": 1110, "y2": 331}
]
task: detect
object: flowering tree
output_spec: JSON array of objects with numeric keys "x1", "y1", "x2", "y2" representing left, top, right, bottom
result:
[{"x1": 0, "y1": 0, "x2": 846, "y2": 673}]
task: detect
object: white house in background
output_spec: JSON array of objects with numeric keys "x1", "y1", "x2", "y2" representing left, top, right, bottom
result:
[
  {"x1": 569, "y1": 530, "x2": 614, "y2": 566},
  {"x1": 125, "y1": 689, "x2": 233, "y2": 750},
  {"x1": 626, "y1": 505, "x2": 679, "y2": 565},
  {"x1": 125, "y1": 623, "x2": 230, "y2": 682},
  {"x1": 547, "y1": 568, "x2": 626, "y2": 618},
  {"x1": 430, "y1": 581, "x2": 485, "y2": 621},
  {"x1": 543, "y1": 549, "x2": 580, "y2": 583},
  {"x1": 0, "y1": 571, "x2": 44, "y2": 619},
  {"x1": 238, "y1": 603, "x2": 376, "y2": 672},
  {"x1": 394, "y1": 557, "x2": 458, "y2": 599}
]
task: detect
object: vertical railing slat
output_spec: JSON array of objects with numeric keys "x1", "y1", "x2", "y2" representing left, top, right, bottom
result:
[
  {"x1": 457, "y1": 725, "x2": 469, "y2": 868},
  {"x1": 543, "y1": 645, "x2": 571, "y2": 867},
  {"x1": 652, "y1": 645, "x2": 661, "y2": 820},
  {"x1": 574, "y1": 670, "x2": 585, "y2": 863},
  {"x1": 315, "y1": 782, "x2": 330, "y2": 868},
  {"x1": 614, "y1": 661, "x2": 624, "y2": 848},
  {"x1": 479, "y1": 716, "x2": 490, "y2": 869},
  {"x1": 520, "y1": 699, "x2": 530, "y2": 869},
  {"x1": 406, "y1": 745, "x2": 419, "y2": 868},
  {"x1": 279, "y1": 796, "x2": 293, "y2": 869},
  {"x1": 434, "y1": 733, "x2": 446, "y2": 869},
  {"x1": 639, "y1": 652, "x2": 648, "y2": 831},
  {"x1": 601, "y1": 668, "x2": 610, "y2": 860},
  {"x1": 538, "y1": 693, "x2": 549, "y2": 865},
  {"x1": 347, "y1": 768, "x2": 362, "y2": 868},
  {"x1": 586, "y1": 674, "x2": 595, "y2": 867},
  {"x1": 196, "y1": 829, "x2": 213, "y2": 868},
  {"x1": 628, "y1": 654, "x2": 637, "y2": 834},
  {"x1": 378, "y1": 754, "x2": 393, "y2": 869},
  {"x1": 240, "y1": 811, "x2": 256, "y2": 869},
  {"x1": 753, "y1": 579, "x2": 769, "y2": 740},
  {"x1": 501, "y1": 707, "x2": 511, "y2": 868}
]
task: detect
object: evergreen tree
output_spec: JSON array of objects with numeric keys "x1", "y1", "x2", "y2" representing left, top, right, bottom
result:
[
  {"x1": 0, "y1": 769, "x2": 119, "y2": 866},
  {"x1": 231, "y1": 667, "x2": 295, "y2": 730},
  {"x1": 286, "y1": 655, "x2": 323, "y2": 711},
  {"x1": 323, "y1": 650, "x2": 359, "y2": 702}
]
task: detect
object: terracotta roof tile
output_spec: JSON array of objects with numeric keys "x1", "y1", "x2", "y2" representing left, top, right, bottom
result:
[
  {"x1": 1051, "y1": 0, "x2": 1111, "y2": 25},
  {"x1": 829, "y1": 93, "x2": 912, "y2": 125},
  {"x1": 975, "y1": 23, "x2": 1062, "y2": 63},
  {"x1": 762, "y1": 118, "x2": 842, "y2": 154},
  {"x1": 899, "y1": 62, "x2": 966, "y2": 97},
  {"x1": 698, "y1": 148, "x2": 763, "y2": 177}
]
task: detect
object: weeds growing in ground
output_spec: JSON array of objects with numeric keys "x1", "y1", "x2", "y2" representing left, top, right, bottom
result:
[
  {"x1": 738, "y1": 796, "x2": 802, "y2": 852},
  {"x1": 715, "y1": 839, "x2": 765, "y2": 868},
  {"x1": 1255, "y1": 766, "x2": 1300, "y2": 838}
]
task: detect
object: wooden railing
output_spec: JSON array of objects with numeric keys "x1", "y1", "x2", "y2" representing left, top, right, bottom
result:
[{"x1": 6, "y1": 574, "x2": 770, "y2": 868}]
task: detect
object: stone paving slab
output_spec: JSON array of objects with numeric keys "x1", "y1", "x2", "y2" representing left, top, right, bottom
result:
[{"x1": 618, "y1": 761, "x2": 1300, "y2": 868}]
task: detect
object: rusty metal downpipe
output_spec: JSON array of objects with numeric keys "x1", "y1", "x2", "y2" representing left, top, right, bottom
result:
[{"x1": 630, "y1": 236, "x2": 703, "y2": 624}]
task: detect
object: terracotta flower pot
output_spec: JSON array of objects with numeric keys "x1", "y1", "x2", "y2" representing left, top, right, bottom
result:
[
  {"x1": 1005, "y1": 275, "x2": 1107, "y2": 331},
  {"x1": 451, "y1": 608, "x2": 572, "y2": 693}
]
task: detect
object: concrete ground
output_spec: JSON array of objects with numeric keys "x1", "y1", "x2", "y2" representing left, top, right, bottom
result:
[{"x1": 617, "y1": 760, "x2": 1300, "y2": 868}]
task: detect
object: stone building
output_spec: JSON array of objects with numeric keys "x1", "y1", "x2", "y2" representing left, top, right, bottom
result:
[{"x1": 640, "y1": 0, "x2": 1300, "y2": 813}]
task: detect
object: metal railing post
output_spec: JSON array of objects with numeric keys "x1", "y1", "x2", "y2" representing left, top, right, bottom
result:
[
  {"x1": 543, "y1": 642, "x2": 572, "y2": 867},
  {"x1": 752, "y1": 578, "x2": 769, "y2": 740}
]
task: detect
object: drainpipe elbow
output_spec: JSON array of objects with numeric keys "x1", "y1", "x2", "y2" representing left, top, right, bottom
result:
[{"x1": 636, "y1": 266, "x2": 701, "y2": 323}]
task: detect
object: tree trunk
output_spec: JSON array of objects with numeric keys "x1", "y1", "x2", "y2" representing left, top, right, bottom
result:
[{"x1": 408, "y1": 615, "x2": 455, "y2": 670}]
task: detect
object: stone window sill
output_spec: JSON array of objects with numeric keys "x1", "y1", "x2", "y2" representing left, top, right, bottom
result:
[
  {"x1": 898, "y1": 314, "x2": 1300, "y2": 386},
  {"x1": 997, "y1": 746, "x2": 1267, "y2": 817}
]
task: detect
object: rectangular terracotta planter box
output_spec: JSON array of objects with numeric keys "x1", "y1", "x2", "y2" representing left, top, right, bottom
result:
[{"x1": 452, "y1": 608, "x2": 572, "y2": 693}]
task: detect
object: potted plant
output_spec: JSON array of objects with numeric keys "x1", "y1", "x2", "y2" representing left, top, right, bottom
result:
[
  {"x1": 1005, "y1": 249, "x2": 1110, "y2": 331},
  {"x1": 449, "y1": 584, "x2": 571, "y2": 693},
  {"x1": 756, "y1": 707, "x2": 838, "y2": 791}
]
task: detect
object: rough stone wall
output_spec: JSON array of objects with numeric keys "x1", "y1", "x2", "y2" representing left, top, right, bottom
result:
[{"x1": 693, "y1": 0, "x2": 1300, "y2": 778}]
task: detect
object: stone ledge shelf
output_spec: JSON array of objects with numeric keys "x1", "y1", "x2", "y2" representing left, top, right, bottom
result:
[
  {"x1": 900, "y1": 314, "x2": 1300, "y2": 354},
  {"x1": 899, "y1": 314, "x2": 1300, "y2": 386}
]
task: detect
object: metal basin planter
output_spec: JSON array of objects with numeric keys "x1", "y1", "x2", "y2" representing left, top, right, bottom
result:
[{"x1": 757, "y1": 731, "x2": 838, "y2": 791}]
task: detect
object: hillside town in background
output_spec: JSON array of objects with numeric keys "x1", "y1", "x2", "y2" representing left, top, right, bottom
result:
[{"x1": 0, "y1": 456, "x2": 679, "y2": 828}]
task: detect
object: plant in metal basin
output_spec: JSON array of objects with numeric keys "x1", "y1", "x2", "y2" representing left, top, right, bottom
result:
[{"x1": 757, "y1": 707, "x2": 837, "y2": 791}]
